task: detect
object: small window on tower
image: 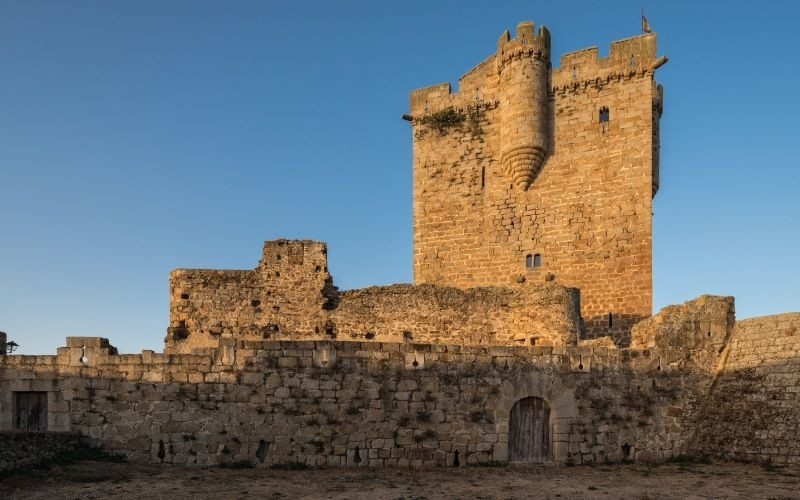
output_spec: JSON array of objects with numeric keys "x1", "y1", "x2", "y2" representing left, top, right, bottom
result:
[
  {"x1": 525, "y1": 254, "x2": 542, "y2": 269},
  {"x1": 533, "y1": 254, "x2": 541, "y2": 268},
  {"x1": 599, "y1": 107, "x2": 610, "y2": 123},
  {"x1": 525, "y1": 254, "x2": 533, "y2": 268}
]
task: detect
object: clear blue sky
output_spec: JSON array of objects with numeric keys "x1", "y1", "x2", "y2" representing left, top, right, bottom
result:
[{"x1": 2, "y1": 1, "x2": 798, "y2": 355}]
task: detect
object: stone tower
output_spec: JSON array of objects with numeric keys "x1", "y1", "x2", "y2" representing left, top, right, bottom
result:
[{"x1": 409, "y1": 22, "x2": 665, "y2": 343}]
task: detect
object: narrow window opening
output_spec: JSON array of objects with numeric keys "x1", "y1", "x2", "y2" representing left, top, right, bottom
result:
[
  {"x1": 571, "y1": 66, "x2": 577, "y2": 80},
  {"x1": 608, "y1": 312, "x2": 613, "y2": 328},
  {"x1": 481, "y1": 167, "x2": 485, "y2": 189},
  {"x1": 525, "y1": 254, "x2": 533, "y2": 268},
  {"x1": 533, "y1": 254, "x2": 541, "y2": 268},
  {"x1": 630, "y1": 54, "x2": 636, "y2": 67},
  {"x1": 599, "y1": 107, "x2": 610, "y2": 123}
]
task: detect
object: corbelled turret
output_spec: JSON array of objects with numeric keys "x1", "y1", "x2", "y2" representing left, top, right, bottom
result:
[{"x1": 496, "y1": 22, "x2": 550, "y2": 190}]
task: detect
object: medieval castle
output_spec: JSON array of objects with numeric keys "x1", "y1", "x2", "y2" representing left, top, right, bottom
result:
[{"x1": 1, "y1": 22, "x2": 798, "y2": 470}]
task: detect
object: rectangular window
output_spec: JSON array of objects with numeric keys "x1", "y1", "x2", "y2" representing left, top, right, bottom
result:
[{"x1": 14, "y1": 391, "x2": 48, "y2": 431}]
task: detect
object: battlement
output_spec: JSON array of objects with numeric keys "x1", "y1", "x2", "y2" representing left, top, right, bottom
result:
[
  {"x1": 496, "y1": 21, "x2": 551, "y2": 70},
  {"x1": 552, "y1": 33, "x2": 658, "y2": 88},
  {"x1": 409, "y1": 29, "x2": 662, "y2": 118}
]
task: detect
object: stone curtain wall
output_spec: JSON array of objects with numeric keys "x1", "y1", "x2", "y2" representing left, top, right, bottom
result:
[
  {"x1": 0, "y1": 431, "x2": 84, "y2": 472},
  {"x1": 690, "y1": 313, "x2": 800, "y2": 464},
  {"x1": 410, "y1": 27, "x2": 662, "y2": 343},
  {"x1": 1, "y1": 339, "x2": 707, "y2": 468},
  {"x1": 166, "y1": 240, "x2": 584, "y2": 352}
]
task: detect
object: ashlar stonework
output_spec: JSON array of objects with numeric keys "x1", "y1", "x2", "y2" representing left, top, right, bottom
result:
[{"x1": 410, "y1": 22, "x2": 662, "y2": 343}]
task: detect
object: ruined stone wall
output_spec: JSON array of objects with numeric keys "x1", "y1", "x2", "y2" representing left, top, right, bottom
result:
[
  {"x1": 166, "y1": 240, "x2": 336, "y2": 353},
  {"x1": 166, "y1": 240, "x2": 583, "y2": 352},
  {"x1": 690, "y1": 313, "x2": 800, "y2": 465},
  {"x1": 0, "y1": 338, "x2": 710, "y2": 468},
  {"x1": 330, "y1": 283, "x2": 581, "y2": 347},
  {"x1": 410, "y1": 25, "x2": 662, "y2": 343}
]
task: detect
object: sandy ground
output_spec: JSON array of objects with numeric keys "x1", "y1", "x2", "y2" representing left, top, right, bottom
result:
[{"x1": 1, "y1": 460, "x2": 798, "y2": 499}]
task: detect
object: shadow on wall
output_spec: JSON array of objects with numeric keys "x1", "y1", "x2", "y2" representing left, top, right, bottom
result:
[
  {"x1": 582, "y1": 313, "x2": 650, "y2": 347},
  {"x1": 0, "y1": 338, "x2": 722, "y2": 469}
]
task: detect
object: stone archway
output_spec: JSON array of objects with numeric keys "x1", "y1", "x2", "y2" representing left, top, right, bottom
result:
[
  {"x1": 491, "y1": 372, "x2": 578, "y2": 464},
  {"x1": 508, "y1": 397, "x2": 551, "y2": 463}
]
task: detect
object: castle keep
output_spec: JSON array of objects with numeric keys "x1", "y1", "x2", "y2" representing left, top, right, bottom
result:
[
  {"x1": 1, "y1": 22, "x2": 799, "y2": 471},
  {"x1": 410, "y1": 22, "x2": 663, "y2": 341}
]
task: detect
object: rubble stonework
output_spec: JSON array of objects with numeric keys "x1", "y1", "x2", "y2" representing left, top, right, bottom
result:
[
  {"x1": 165, "y1": 240, "x2": 583, "y2": 353},
  {"x1": 1, "y1": 22, "x2": 798, "y2": 469},
  {"x1": 0, "y1": 295, "x2": 734, "y2": 469}
]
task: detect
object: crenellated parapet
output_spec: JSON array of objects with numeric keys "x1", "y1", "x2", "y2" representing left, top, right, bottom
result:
[
  {"x1": 551, "y1": 33, "x2": 659, "y2": 92},
  {"x1": 495, "y1": 22, "x2": 551, "y2": 71}
]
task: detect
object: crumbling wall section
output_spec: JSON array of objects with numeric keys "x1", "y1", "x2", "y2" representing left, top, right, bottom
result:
[
  {"x1": 166, "y1": 240, "x2": 583, "y2": 351},
  {"x1": 166, "y1": 240, "x2": 335, "y2": 353},
  {"x1": 690, "y1": 312, "x2": 800, "y2": 464},
  {"x1": 330, "y1": 283, "x2": 581, "y2": 346}
]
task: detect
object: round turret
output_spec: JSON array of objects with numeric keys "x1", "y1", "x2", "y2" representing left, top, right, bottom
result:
[{"x1": 496, "y1": 22, "x2": 551, "y2": 190}]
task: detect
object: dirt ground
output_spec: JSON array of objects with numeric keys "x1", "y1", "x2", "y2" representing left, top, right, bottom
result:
[{"x1": 1, "y1": 460, "x2": 798, "y2": 499}]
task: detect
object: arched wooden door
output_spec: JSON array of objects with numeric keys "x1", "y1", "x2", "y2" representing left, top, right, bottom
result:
[{"x1": 508, "y1": 397, "x2": 551, "y2": 463}]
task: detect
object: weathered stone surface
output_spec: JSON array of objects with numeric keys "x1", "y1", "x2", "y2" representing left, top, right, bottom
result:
[
  {"x1": 0, "y1": 21, "x2": 796, "y2": 471},
  {"x1": 410, "y1": 25, "x2": 661, "y2": 344}
]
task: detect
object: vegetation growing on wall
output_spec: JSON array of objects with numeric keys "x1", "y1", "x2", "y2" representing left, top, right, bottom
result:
[{"x1": 415, "y1": 105, "x2": 484, "y2": 138}]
